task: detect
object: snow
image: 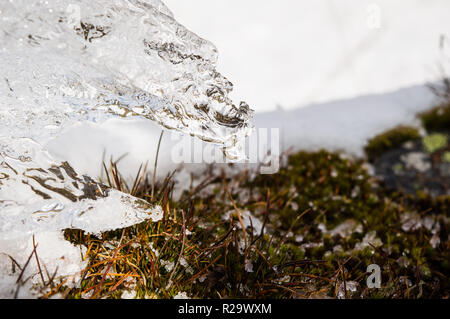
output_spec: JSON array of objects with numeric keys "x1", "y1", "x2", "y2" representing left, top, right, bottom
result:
[
  {"x1": 121, "y1": 290, "x2": 137, "y2": 299},
  {"x1": 244, "y1": 259, "x2": 254, "y2": 273},
  {"x1": 173, "y1": 291, "x2": 190, "y2": 299},
  {"x1": 223, "y1": 209, "x2": 263, "y2": 235},
  {"x1": 254, "y1": 84, "x2": 437, "y2": 157},
  {"x1": 164, "y1": 0, "x2": 450, "y2": 112},
  {"x1": 0, "y1": 231, "x2": 87, "y2": 298}
]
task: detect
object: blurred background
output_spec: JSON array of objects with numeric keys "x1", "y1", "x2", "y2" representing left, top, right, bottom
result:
[{"x1": 165, "y1": 0, "x2": 450, "y2": 112}]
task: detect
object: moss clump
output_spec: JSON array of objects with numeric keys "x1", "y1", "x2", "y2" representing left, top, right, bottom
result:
[
  {"x1": 419, "y1": 103, "x2": 450, "y2": 133},
  {"x1": 423, "y1": 133, "x2": 448, "y2": 153},
  {"x1": 364, "y1": 126, "x2": 421, "y2": 162}
]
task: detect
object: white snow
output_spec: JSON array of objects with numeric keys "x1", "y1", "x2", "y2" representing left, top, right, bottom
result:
[
  {"x1": 0, "y1": 231, "x2": 87, "y2": 298},
  {"x1": 164, "y1": 0, "x2": 450, "y2": 112},
  {"x1": 223, "y1": 209, "x2": 263, "y2": 235},
  {"x1": 173, "y1": 291, "x2": 190, "y2": 299},
  {"x1": 254, "y1": 84, "x2": 437, "y2": 157},
  {"x1": 244, "y1": 259, "x2": 254, "y2": 273},
  {"x1": 121, "y1": 290, "x2": 137, "y2": 299},
  {"x1": 161, "y1": 260, "x2": 175, "y2": 273}
]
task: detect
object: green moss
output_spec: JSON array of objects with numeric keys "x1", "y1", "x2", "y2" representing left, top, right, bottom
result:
[
  {"x1": 364, "y1": 126, "x2": 421, "y2": 161},
  {"x1": 443, "y1": 151, "x2": 450, "y2": 163},
  {"x1": 419, "y1": 103, "x2": 450, "y2": 133},
  {"x1": 52, "y1": 148, "x2": 449, "y2": 299},
  {"x1": 393, "y1": 163, "x2": 404, "y2": 174},
  {"x1": 423, "y1": 133, "x2": 448, "y2": 153}
]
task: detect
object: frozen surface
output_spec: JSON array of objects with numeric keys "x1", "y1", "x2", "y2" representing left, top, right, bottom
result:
[
  {"x1": 0, "y1": 0, "x2": 253, "y2": 156},
  {"x1": 0, "y1": 0, "x2": 251, "y2": 298}
]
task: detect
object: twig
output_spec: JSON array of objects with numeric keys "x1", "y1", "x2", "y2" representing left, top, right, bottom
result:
[
  {"x1": 92, "y1": 229, "x2": 126, "y2": 298},
  {"x1": 7, "y1": 255, "x2": 22, "y2": 271},
  {"x1": 250, "y1": 188, "x2": 271, "y2": 247},
  {"x1": 274, "y1": 208, "x2": 310, "y2": 255},
  {"x1": 32, "y1": 235, "x2": 46, "y2": 286},
  {"x1": 151, "y1": 130, "x2": 164, "y2": 199},
  {"x1": 167, "y1": 210, "x2": 186, "y2": 289},
  {"x1": 227, "y1": 189, "x2": 248, "y2": 254},
  {"x1": 102, "y1": 161, "x2": 112, "y2": 187},
  {"x1": 14, "y1": 242, "x2": 38, "y2": 298}
]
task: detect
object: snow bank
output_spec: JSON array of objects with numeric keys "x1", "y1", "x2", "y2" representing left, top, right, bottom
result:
[{"x1": 255, "y1": 84, "x2": 437, "y2": 157}]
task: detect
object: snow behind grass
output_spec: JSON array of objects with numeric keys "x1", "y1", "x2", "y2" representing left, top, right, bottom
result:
[
  {"x1": 255, "y1": 84, "x2": 437, "y2": 157},
  {"x1": 164, "y1": 0, "x2": 450, "y2": 112}
]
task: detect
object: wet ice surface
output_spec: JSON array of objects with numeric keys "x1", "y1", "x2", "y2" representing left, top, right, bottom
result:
[
  {"x1": 0, "y1": 0, "x2": 252, "y2": 297},
  {"x1": 0, "y1": 0, "x2": 252, "y2": 156}
]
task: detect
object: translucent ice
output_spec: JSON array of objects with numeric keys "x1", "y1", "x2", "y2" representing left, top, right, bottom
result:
[
  {"x1": 0, "y1": 0, "x2": 253, "y2": 297},
  {"x1": 0, "y1": 0, "x2": 253, "y2": 158}
]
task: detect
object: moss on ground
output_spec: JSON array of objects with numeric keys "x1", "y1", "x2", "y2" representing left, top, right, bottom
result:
[
  {"x1": 423, "y1": 134, "x2": 448, "y2": 153},
  {"x1": 45, "y1": 148, "x2": 449, "y2": 299},
  {"x1": 419, "y1": 103, "x2": 450, "y2": 133},
  {"x1": 443, "y1": 152, "x2": 450, "y2": 163},
  {"x1": 364, "y1": 106, "x2": 450, "y2": 197}
]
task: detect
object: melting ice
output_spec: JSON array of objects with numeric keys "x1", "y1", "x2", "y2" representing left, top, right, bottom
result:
[{"x1": 0, "y1": 0, "x2": 253, "y2": 297}]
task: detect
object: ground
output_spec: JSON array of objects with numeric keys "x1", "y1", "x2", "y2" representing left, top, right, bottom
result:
[{"x1": 40, "y1": 104, "x2": 449, "y2": 299}]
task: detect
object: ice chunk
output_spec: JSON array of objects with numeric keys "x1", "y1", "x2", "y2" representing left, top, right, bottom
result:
[
  {"x1": 0, "y1": 0, "x2": 252, "y2": 297},
  {"x1": 0, "y1": 145, "x2": 162, "y2": 241},
  {"x1": 0, "y1": 0, "x2": 253, "y2": 158}
]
